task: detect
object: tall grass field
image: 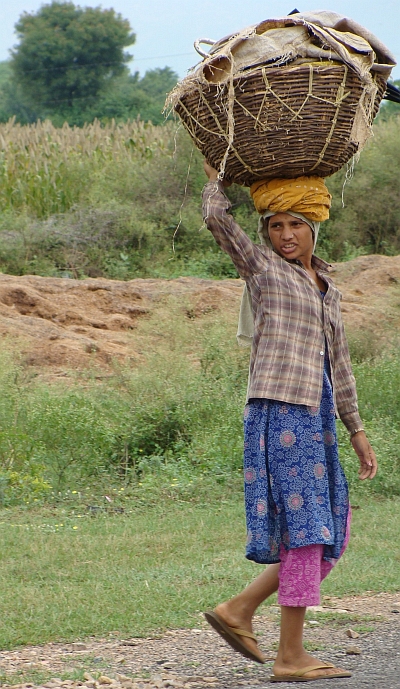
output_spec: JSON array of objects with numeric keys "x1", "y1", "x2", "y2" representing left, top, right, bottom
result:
[{"x1": 0, "y1": 116, "x2": 399, "y2": 279}]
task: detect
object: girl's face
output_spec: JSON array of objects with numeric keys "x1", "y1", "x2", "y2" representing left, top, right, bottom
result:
[{"x1": 268, "y1": 213, "x2": 314, "y2": 263}]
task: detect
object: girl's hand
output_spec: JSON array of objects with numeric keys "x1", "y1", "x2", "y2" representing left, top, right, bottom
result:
[
  {"x1": 351, "y1": 431, "x2": 378, "y2": 479},
  {"x1": 203, "y1": 159, "x2": 232, "y2": 186},
  {"x1": 203, "y1": 159, "x2": 219, "y2": 181}
]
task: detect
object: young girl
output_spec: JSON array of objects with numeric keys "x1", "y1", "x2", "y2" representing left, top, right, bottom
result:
[{"x1": 202, "y1": 161, "x2": 377, "y2": 683}]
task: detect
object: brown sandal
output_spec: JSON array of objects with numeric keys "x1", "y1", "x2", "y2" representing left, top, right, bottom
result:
[
  {"x1": 270, "y1": 662, "x2": 352, "y2": 682},
  {"x1": 204, "y1": 610, "x2": 265, "y2": 663}
]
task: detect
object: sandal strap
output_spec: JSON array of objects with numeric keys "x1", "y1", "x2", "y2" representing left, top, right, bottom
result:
[
  {"x1": 226, "y1": 626, "x2": 257, "y2": 641},
  {"x1": 293, "y1": 663, "x2": 335, "y2": 677}
]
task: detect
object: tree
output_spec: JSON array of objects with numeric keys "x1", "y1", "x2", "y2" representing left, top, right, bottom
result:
[
  {"x1": 11, "y1": 2, "x2": 135, "y2": 116},
  {"x1": 86, "y1": 67, "x2": 179, "y2": 125},
  {"x1": 0, "y1": 61, "x2": 11, "y2": 89},
  {"x1": 138, "y1": 67, "x2": 178, "y2": 101},
  {"x1": 0, "y1": 59, "x2": 179, "y2": 126}
]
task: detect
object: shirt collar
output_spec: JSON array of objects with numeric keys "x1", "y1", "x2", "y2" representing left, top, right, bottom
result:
[{"x1": 312, "y1": 254, "x2": 333, "y2": 273}]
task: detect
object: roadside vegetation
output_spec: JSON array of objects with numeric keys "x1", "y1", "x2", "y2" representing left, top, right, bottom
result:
[
  {"x1": 0, "y1": 495, "x2": 399, "y2": 649},
  {"x1": 0, "y1": 303, "x2": 399, "y2": 507}
]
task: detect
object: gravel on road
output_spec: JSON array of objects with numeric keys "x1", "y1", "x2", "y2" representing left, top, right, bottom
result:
[{"x1": 0, "y1": 593, "x2": 399, "y2": 689}]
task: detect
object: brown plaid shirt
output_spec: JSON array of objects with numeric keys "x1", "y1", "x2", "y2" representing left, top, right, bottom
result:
[{"x1": 202, "y1": 181, "x2": 363, "y2": 434}]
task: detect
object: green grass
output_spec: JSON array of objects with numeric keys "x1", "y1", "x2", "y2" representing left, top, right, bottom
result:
[
  {"x1": 0, "y1": 495, "x2": 398, "y2": 650},
  {"x1": 0, "y1": 667, "x2": 93, "y2": 688}
]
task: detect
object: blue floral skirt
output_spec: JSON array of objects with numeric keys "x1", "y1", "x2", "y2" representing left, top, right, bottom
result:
[{"x1": 243, "y1": 363, "x2": 349, "y2": 565}]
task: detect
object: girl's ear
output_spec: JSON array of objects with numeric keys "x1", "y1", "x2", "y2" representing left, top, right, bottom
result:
[{"x1": 260, "y1": 218, "x2": 270, "y2": 244}]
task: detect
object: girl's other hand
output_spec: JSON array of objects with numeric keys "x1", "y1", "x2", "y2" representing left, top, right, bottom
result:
[{"x1": 351, "y1": 431, "x2": 378, "y2": 479}]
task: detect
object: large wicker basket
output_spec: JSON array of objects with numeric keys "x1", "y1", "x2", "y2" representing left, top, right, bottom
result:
[{"x1": 173, "y1": 60, "x2": 387, "y2": 186}]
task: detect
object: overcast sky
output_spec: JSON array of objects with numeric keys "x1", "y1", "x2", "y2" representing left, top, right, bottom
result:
[{"x1": 0, "y1": 0, "x2": 399, "y2": 80}]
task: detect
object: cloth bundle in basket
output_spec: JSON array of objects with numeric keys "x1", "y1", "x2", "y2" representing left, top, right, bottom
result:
[{"x1": 166, "y1": 10, "x2": 396, "y2": 186}]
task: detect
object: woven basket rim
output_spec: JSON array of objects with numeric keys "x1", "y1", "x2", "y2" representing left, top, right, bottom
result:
[
  {"x1": 173, "y1": 59, "x2": 386, "y2": 186},
  {"x1": 177, "y1": 59, "x2": 359, "y2": 97}
]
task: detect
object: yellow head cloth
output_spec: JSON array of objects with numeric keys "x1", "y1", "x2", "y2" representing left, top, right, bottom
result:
[{"x1": 250, "y1": 176, "x2": 332, "y2": 222}]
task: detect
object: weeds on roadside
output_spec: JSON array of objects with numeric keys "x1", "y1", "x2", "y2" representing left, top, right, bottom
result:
[{"x1": 0, "y1": 304, "x2": 399, "y2": 506}]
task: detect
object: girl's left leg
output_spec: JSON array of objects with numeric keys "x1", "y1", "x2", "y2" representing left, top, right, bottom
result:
[
  {"x1": 272, "y1": 606, "x2": 351, "y2": 680},
  {"x1": 271, "y1": 542, "x2": 352, "y2": 680}
]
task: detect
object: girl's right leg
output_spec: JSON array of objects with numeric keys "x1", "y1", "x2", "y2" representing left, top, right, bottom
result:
[
  {"x1": 208, "y1": 516, "x2": 352, "y2": 668},
  {"x1": 212, "y1": 562, "x2": 280, "y2": 661}
]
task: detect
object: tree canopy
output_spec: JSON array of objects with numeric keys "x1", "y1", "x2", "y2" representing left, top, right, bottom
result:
[
  {"x1": 11, "y1": 2, "x2": 135, "y2": 114},
  {"x1": 87, "y1": 67, "x2": 179, "y2": 125}
]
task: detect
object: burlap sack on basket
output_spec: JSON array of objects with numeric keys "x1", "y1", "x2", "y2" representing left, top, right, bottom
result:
[{"x1": 166, "y1": 10, "x2": 396, "y2": 185}]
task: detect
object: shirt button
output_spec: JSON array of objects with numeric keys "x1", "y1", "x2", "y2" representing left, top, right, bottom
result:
[{"x1": 320, "y1": 351, "x2": 324, "y2": 356}]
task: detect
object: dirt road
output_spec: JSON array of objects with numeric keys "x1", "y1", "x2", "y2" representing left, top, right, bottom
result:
[{"x1": 1, "y1": 593, "x2": 399, "y2": 688}]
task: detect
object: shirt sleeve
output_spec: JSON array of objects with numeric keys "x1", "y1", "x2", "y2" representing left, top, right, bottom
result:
[
  {"x1": 340, "y1": 409, "x2": 364, "y2": 435},
  {"x1": 202, "y1": 180, "x2": 269, "y2": 278}
]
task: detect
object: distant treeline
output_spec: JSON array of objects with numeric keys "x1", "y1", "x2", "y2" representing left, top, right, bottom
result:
[{"x1": 0, "y1": 60, "x2": 177, "y2": 127}]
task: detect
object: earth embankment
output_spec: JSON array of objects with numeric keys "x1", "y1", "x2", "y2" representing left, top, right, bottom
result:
[{"x1": 0, "y1": 254, "x2": 399, "y2": 376}]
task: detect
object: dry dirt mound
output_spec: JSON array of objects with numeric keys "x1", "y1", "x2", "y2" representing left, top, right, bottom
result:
[
  {"x1": 331, "y1": 254, "x2": 400, "y2": 333},
  {"x1": 0, "y1": 254, "x2": 399, "y2": 376}
]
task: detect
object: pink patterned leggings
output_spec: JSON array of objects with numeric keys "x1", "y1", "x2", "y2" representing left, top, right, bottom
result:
[{"x1": 277, "y1": 509, "x2": 352, "y2": 607}]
